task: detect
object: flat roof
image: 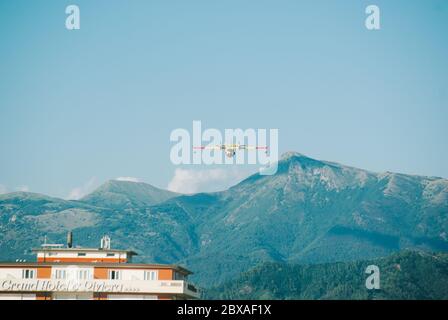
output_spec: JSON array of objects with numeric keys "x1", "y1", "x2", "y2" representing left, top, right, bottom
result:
[
  {"x1": 0, "y1": 262, "x2": 193, "y2": 275},
  {"x1": 32, "y1": 248, "x2": 138, "y2": 256}
]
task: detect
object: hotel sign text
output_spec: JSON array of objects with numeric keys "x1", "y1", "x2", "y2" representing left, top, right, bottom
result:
[{"x1": 0, "y1": 279, "x2": 141, "y2": 293}]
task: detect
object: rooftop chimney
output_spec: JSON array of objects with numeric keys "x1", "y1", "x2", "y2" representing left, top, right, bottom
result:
[{"x1": 67, "y1": 231, "x2": 73, "y2": 248}]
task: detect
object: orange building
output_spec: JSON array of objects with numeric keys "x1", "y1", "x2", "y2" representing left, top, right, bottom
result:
[{"x1": 0, "y1": 234, "x2": 199, "y2": 300}]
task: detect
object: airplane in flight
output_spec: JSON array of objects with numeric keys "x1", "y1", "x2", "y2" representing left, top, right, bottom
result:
[{"x1": 193, "y1": 144, "x2": 268, "y2": 158}]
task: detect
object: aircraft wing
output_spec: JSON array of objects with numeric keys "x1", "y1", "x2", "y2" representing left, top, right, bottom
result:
[
  {"x1": 243, "y1": 146, "x2": 268, "y2": 150},
  {"x1": 193, "y1": 145, "x2": 222, "y2": 150}
]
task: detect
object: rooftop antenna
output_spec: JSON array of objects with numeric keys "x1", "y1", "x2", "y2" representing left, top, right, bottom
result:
[
  {"x1": 100, "y1": 235, "x2": 111, "y2": 250},
  {"x1": 41, "y1": 235, "x2": 65, "y2": 248}
]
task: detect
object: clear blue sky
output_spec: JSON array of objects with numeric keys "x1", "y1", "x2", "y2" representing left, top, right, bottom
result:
[{"x1": 0, "y1": 0, "x2": 447, "y2": 198}]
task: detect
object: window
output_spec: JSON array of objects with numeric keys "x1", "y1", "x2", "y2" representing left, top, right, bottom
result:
[
  {"x1": 106, "y1": 253, "x2": 115, "y2": 257},
  {"x1": 77, "y1": 253, "x2": 86, "y2": 257},
  {"x1": 22, "y1": 269, "x2": 35, "y2": 279},
  {"x1": 144, "y1": 270, "x2": 158, "y2": 281},
  {"x1": 109, "y1": 270, "x2": 121, "y2": 280},
  {"x1": 52, "y1": 268, "x2": 91, "y2": 280},
  {"x1": 53, "y1": 269, "x2": 67, "y2": 279},
  {"x1": 77, "y1": 269, "x2": 92, "y2": 280},
  {"x1": 174, "y1": 272, "x2": 185, "y2": 281}
]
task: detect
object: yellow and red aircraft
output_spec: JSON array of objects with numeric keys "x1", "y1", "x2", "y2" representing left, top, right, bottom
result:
[{"x1": 193, "y1": 144, "x2": 268, "y2": 158}]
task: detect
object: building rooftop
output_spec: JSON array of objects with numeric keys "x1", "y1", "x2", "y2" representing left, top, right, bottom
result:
[
  {"x1": 0, "y1": 262, "x2": 193, "y2": 275},
  {"x1": 32, "y1": 247, "x2": 138, "y2": 256},
  {"x1": 1, "y1": 233, "x2": 194, "y2": 275}
]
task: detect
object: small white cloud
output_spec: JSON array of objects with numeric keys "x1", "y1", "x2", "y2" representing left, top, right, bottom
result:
[
  {"x1": 115, "y1": 177, "x2": 141, "y2": 183},
  {"x1": 0, "y1": 184, "x2": 8, "y2": 195},
  {"x1": 167, "y1": 167, "x2": 251, "y2": 194},
  {"x1": 67, "y1": 177, "x2": 98, "y2": 200},
  {"x1": 16, "y1": 185, "x2": 29, "y2": 192}
]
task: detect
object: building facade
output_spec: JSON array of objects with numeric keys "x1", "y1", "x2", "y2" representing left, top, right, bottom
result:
[{"x1": 0, "y1": 235, "x2": 199, "y2": 300}]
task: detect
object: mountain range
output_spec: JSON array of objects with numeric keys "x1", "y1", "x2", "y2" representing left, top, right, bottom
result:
[
  {"x1": 206, "y1": 250, "x2": 448, "y2": 300},
  {"x1": 0, "y1": 152, "x2": 447, "y2": 287}
]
